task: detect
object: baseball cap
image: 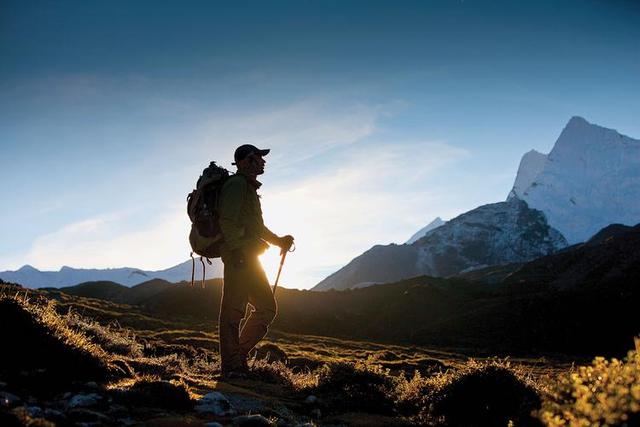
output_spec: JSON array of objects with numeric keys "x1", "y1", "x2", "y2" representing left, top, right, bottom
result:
[{"x1": 232, "y1": 144, "x2": 270, "y2": 165}]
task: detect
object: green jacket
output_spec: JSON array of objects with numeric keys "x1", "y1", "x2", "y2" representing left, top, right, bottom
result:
[{"x1": 218, "y1": 173, "x2": 279, "y2": 259}]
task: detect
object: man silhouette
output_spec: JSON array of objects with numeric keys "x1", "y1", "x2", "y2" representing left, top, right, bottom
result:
[{"x1": 217, "y1": 144, "x2": 294, "y2": 378}]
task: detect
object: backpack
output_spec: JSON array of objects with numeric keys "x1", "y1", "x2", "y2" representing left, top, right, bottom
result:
[{"x1": 186, "y1": 161, "x2": 230, "y2": 286}]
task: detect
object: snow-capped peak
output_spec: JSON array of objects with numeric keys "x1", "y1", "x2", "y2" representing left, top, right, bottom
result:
[
  {"x1": 406, "y1": 217, "x2": 446, "y2": 244},
  {"x1": 510, "y1": 117, "x2": 640, "y2": 244},
  {"x1": 508, "y1": 149, "x2": 547, "y2": 200}
]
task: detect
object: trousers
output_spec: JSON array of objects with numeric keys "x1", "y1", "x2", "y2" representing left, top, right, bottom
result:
[{"x1": 218, "y1": 255, "x2": 277, "y2": 372}]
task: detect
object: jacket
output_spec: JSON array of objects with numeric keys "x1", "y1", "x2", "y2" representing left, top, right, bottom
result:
[{"x1": 218, "y1": 173, "x2": 279, "y2": 260}]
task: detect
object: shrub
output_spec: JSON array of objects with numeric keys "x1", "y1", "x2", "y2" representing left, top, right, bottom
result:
[
  {"x1": 426, "y1": 360, "x2": 542, "y2": 427},
  {"x1": 312, "y1": 357, "x2": 396, "y2": 415},
  {"x1": 539, "y1": 339, "x2": 640, "y2": 426}
]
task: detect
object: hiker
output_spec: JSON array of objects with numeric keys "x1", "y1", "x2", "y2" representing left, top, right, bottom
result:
[{"x1": 217, "y1": 144, "x2": 294, "y2": 377}]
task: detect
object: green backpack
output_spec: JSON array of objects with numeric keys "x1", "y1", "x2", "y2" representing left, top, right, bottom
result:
[{"x1": 186, "y1": 161, "x2": 230, "y2": 286}]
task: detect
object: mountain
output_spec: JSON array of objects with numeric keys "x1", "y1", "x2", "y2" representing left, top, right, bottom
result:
[
  {"x1": 0, "y1": 259, "x2": 223, "y2": 289},
  {"x1": 314, "y1": 198, "x2": 567, "y2": 290},
  {"x1": 406, "y1": 217, "x2": 446, "y2": 244},
  {"x1": 509, "y1": 116, "x2": 640, "y2": 244},
  {"x1": 315, "y1": 116, "x2": 639, "y2": 290}
]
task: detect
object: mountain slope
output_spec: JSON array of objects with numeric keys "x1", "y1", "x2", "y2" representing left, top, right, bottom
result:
[
  {"x1": 314, "y1": 198, "x2": 567, "y2": 290},
  {"x1": 502, "y1": 223, "x2": 640, "y2": 291},
  {"x1": 510, "y1": 116, "x2": 640, "y2": 243}
]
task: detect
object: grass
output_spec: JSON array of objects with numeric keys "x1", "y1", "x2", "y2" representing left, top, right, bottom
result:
[{"x1": 1, "y1": 284, "x2": 639, "y2": 426}]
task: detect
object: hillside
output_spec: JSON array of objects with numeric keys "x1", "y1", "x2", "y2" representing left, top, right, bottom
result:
[{"x1": 53, "y1": 278, "x2": 175, "y2": 305}]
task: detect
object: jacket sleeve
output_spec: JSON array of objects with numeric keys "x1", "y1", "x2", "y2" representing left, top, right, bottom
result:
[
  {"x1": 218, "y1": 177, "x2": 249, "y2": 252},
  {"x1": 260, "y1": 223, "x2": 280, "y2": 245}
]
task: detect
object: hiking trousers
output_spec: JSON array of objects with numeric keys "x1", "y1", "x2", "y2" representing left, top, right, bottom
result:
[{"x1": 218, "y1": 255, "x2": 277, "y2": 372}]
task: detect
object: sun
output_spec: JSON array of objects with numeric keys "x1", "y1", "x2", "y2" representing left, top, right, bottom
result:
[{"x1": 259, "y1": 247, "x2": 285, "y2": 285}]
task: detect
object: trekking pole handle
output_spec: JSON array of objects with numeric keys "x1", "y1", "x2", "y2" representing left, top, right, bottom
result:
[{"x1": 281, "y1": 242, "x2": 295, "y2": 256}]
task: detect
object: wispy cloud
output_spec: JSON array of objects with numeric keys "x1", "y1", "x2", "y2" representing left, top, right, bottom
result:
[
  {"x1": 259, "y1": 139, "x2": 469, "y2": 288},
  {"x1": 2, "y1": 98, "x2": 469, "y2": 289},
  {"x1": 8, "y1": 206, "x2": 189, "y2": 271}
]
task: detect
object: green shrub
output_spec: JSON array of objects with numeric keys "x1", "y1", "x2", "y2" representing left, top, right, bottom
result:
[{"x1": 539, "y1": 339, "x2": 640, "y2": 426}]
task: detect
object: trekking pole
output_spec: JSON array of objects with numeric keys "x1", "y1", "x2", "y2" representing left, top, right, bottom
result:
[{"x1": 272, "y1": 243, "x2": 295, "y2": 294}]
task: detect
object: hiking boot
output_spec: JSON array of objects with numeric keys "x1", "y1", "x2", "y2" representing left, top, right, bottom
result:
[
  {"x1": 220, "y1": 369, "x2": 249, "y2": 380},
  {"x1": 220, "y1": 358, "x2": 249, "y2": 380}
]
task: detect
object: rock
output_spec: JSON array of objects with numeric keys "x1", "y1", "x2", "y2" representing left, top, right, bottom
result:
[
  {"x1": 107, "y1": 404, "x2": 129, "y2": 418},
  {"x1": 67, "y1": 408, "x2": 111, "y2": 423},
  {"x1": 85, "y1": 381, "x2": 98, "y2": 389},
  {"x1": 0, "y1": 391, "x2": 22, "y2": 408},
  {"x1": 205, "y1": 423, "x2": 224, "y2": 427},
  {"x1": 25, "y1": 406, "x2": 42, "y2": 417},
  {"x1": 310, "y1": 408, "x2": 321, "y2": 419},
  {"x1": 67, "y1": 393, "x2": 102, "y2": 409},
  {"x1": 226, "y1": 393, "x2": 265, "y2": 414},
  {"x1": 43, "y1": 408, "x2": 66, "y2": 423},
  {"x1": 0, "y1": 381, "x2": 7, "y2": 388},
  {"x1": 233, "y1": 414, "x2": 273, "y2": 426},
  {"x1": 194, "y1": 392, "x2": 236, "y2": 416},
  {"x1": 304, "y1": 395, "x2": 317, "y2": 405},
  {"x1": 295, "y1": 423, "x2": 316, "y2": 427}
]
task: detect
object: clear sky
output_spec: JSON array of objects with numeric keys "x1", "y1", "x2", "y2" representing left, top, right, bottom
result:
[{"x1": 1, "y1": 0, "x2": 639, "y2": 289}]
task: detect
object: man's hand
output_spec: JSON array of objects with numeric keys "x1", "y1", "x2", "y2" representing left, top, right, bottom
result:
[{"x1": 277, "y1": 235, "x2": 294, "y2": 254}]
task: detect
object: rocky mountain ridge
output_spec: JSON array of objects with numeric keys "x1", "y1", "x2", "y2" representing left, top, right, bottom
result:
[{"x1": 314, "y1": 198, "x2": 567, "y2": 290}]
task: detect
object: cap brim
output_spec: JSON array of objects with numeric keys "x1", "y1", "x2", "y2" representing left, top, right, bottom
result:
[{"x1": 257, "y1": 148, "x2": 270, "y2": 156}]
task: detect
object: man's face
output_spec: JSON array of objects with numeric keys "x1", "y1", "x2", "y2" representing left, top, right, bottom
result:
[{"x1": 240, "y1": 153, "x2": 266, "y2": 175}]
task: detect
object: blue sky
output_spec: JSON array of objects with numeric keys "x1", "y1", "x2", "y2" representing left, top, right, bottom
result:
[{"x1": 1, "y1": 0, "x2": 639, "y2": 288}]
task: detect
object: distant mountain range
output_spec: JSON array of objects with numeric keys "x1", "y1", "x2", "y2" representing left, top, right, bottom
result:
[
  {"x1": 313, "y1": 117, "x2": 640, "y2": 290},
  {"x1": 0, "y1": 259, "x2": 222, "y2": 289}
]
